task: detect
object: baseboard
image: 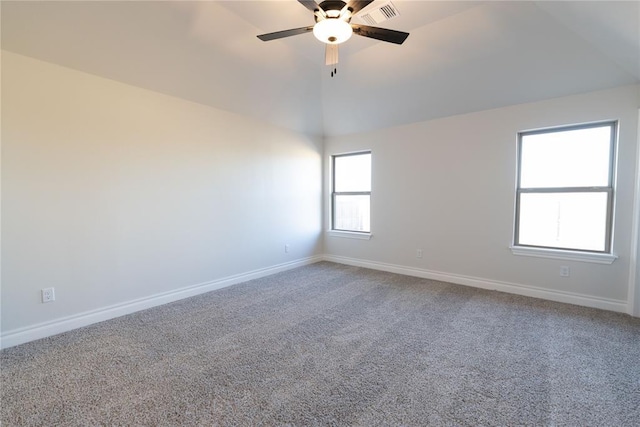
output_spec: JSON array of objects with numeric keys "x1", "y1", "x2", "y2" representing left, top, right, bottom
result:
[
  {"x1": 0, "y1": 256, "x2": 324, "y2": 349},
  {"x1": 323, "y1": 255, "x2": 629, "y2": 313},
  {"x1": 2, "y1": 254, "x2": 630, "y2": 349}
]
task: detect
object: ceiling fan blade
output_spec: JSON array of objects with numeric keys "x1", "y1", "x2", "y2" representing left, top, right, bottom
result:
[
  {"x1": 347, "y1": 1, "x2": 374, "y2": 15},
  {"x1": 351, "y1": 24, "x2": 409, "y2": 44},
  {"x1": 257, "y1": 26, "x2": 314, "y2": 42},
  {"x1": 298, "y1": 0, "x2": 321, "y2": 13}
]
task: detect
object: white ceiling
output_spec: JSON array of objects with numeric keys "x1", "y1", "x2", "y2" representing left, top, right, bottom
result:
[{"x1": 2, "y1": 1, "x2": 639, "y2": 137}]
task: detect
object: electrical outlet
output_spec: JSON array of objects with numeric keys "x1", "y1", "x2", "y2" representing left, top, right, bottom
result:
[
  {"x1": 560, "y1": 266, "x2": 570, "y2": 277},
  {"x1": 285, "y1": 244, "x2": 290, "y2": 253},
  {"x1": 41, "y1": 287, "x2": 55, "y2": 303},
  {"x1": 416, "y1": 249, "x2": 423, "y2": 259}
]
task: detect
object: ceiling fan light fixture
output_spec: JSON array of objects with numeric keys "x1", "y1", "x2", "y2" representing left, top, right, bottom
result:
[{"x1": 313, "y1": 18, "x2": 353, "y2": 44}]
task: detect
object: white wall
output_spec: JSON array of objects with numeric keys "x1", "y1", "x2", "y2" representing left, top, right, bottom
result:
[
  {"x1": 1, "y1": 52, "x2": 323, "y2": 342},
  {"x1": 636, "y1": 226, "x2": 640, "y2": 315},
  {"x1": 2, "y1": 51, "x2": 638, "y2": 350},
  {"x1": 325, "y1": 85, "x2": 640, "y2": 311},
  {"x1": 633, "y1": 108, "x2": 640, "y2": 316}
]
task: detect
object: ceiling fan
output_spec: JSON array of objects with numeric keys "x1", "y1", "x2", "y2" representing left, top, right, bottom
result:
[{"x1": 257, "y1": 0, "x2": 409, "y2": 77}]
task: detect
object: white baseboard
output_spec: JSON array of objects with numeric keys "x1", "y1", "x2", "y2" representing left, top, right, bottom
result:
[
  {"x1": 0, "y1": 256, "x2": 323, "y2": 349},
  {"x1": 2, "y1": 254, "x2": 630, "y2": 349},
  {"x1": 323, "y1": 255, "x2": 629, "y2": 313}
]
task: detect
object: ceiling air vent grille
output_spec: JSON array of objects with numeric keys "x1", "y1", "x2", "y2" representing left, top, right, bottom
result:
[{"x1": 357, "y1": 1, "x2": 400, "y2": 25}]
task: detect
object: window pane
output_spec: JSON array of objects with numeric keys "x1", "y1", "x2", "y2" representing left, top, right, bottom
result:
[
  {"x1": 518, "y1": 192, "x2": 608, "y2": 251},
  {"x1": 334, "y1": 195, "x2": 370, "y2": 232},
  {"x1": 334, "y1": 153, "x2": 371, "y2": 192},
  {"x1": 520, "y1": 126, "x2": 612, "y2": 188}
]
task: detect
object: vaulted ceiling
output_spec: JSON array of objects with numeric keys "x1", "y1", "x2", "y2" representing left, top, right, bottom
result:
[{"x1": 2, "y1": 1, "x2": 639, "y2": 137}]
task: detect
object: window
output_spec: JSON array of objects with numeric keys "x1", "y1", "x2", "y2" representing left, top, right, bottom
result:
[
  {"x1": 514, "y1": 122, "x2": 616, "y2": 253},
  {"x1": 332, "y1": 151, "x2": 371, "y2": 233}
]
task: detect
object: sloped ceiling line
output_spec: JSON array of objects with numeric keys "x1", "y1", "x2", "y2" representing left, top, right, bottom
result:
[{"x1": 1, "y1": 1, "x2": 639, "y2": 137}]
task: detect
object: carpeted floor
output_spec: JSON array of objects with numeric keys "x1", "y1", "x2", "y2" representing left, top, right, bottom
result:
[{"x1": 2, "y1": 261, "x2": 639, "y2": 426}]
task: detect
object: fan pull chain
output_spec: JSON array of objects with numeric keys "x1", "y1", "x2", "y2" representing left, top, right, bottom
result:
[{"x1": 325, "y1": 44, "x2": 339, "y2": 78}]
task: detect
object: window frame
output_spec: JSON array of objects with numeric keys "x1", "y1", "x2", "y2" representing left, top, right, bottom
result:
[
  {"x1": 331, "y1": 151, "x2": 372, "y2": 234},
  {"x1": 513, "y1": 121, "x2": 617, "y2": 254}
]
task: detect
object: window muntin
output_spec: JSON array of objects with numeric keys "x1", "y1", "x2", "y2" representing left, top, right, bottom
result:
[
  {"x1": 515, "y1": 122, "x2": 616, "y2": 253},
  {"x1": 332, "y1": 152, "x2": 371, "y2": 233}
]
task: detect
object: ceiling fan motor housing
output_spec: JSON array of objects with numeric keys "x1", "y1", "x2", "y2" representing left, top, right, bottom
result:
[{"x1": 314, "y1": 0, "x2": 350, "y2": 22}]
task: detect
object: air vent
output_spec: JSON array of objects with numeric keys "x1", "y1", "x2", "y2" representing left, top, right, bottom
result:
[{"x1": 357, "y1": 1, "x2": 400, "y2": 25}]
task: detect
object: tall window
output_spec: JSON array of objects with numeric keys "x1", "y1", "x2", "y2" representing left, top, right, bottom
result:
[
  {"x1": 332, "y1": 151, "x2": 371, "y2": 233},
  {"x1": 515, "y1": 122, "x2": 616, "y2": 253}
]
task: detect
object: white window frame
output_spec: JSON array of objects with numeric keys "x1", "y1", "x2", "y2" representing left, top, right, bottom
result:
[
  {"x1": 511, "y1": 121, "x2": 618, "y2": 264},
  {"x1": 330, "y1": 151, "x2": 372, "y2": 238}
]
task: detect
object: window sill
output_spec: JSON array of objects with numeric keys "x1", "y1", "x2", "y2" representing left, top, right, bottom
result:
[
  {"x1": 510, "y1": 246, "x2": 617, "y2": 264},
  {"x1": 327, "y1": 230, "x2": 372, "y2": 240}
]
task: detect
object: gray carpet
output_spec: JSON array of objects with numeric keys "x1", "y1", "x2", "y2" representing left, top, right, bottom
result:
[{"x1": 2, "y1": 262, "x2": 639, "y2": 426}]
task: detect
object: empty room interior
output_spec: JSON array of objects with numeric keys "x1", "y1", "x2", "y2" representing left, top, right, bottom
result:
[{"x1": 2, "y1": 0, "x2": 640, "y2": 425}]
